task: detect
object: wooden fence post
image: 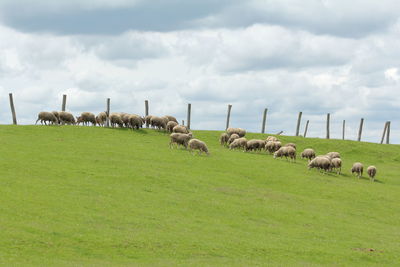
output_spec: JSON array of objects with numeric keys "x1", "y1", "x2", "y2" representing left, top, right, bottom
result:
[
  {"x1": 225, "y1": 104, "x2": 232, "y2": 130},
  {"x1": 182, "y1": 120, "x2": 184, "y2": 126},
  {"x1": 303, "y1": 120, "x2": 309, "y2": 137},
  {"x1": 261, "y1": 108, "x2": 268, "y2": 134},
  {"x1": 106, "y1": 98, "x2": 110, "y2": 127},
  {"x1": 9, "y1": 93, "x2": 17, "y2": 125},
  {"x1": 380, "y1": 122, "x2": 388, "y2": 144},
  {"x1": 145, "y1": 100, "x2": 149, "y2": 128},
  {"x1": 357, "y1": 118, "x2": 364, "y2": 141},
  {"x1": 295, "y1": 111, "x2": 302, "y2": 136},
  {"x1": 62, "y1": 94, "x2": 67, "y2": 111},
  {"x1": 326, "y1": 113, "x2": 330, "y2": 139},
  {"x1": 386, "y1": 121, "x2": 391, "y2": 144},
  {"x1": 187, "y1": 103, "x2": 191, "y2": 130},
  {"x1": 342, "y1": 120, "x2": 345, "y2": 140}
]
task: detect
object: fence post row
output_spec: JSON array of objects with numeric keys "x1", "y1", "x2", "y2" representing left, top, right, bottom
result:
[
  {"x1": 295, "y1": 111, "x2": 302, "y2": 136},
  {"x1": 261, "y1": 108, "x2": 268, "y2": 134},
  {"x1": 225, "y1": 104, "x2": 232, "y2": 130},
  {"x1": 62, "y1": 94, "x2": 67, "y2": 112},
  {"x1": 187, "y1": 103, "x2": 191, "y2": 130},
  {"x1": 386, "y1": 121, "x2": 391, "y2": 144},
  {"x1": 145, "y1": 100, "x2": 149, "y2": 128},
  {"x1": 326, "y1": 113, "x2": 330, "y2": 139},
  {"x1": 342, "y1": 120, "x2": 345, "y2": 140},
  {"x1": 9, "y1": 93, "x2": 17, "y2": 125},
  {"x1": 106, "y1": 98, "x2": 110, "y2": 127},
  {"x1": 303, "y1": 120, "x2": 309, "y2": 137},
  {"x1": 357, "y1": 118, "x2": 364, "y2": 142},
  {"x1": 380, "y1": 122, "x2": 388, "y2": 144}
]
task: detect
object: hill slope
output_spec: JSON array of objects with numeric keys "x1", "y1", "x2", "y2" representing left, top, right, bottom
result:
[{"x1": 0, "y1": 125, "x2": 399, "y2": 266}]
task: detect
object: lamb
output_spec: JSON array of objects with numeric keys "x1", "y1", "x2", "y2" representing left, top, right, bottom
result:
[
  {"x1": 129, "y1": 114, "x2": 143, "y2": 129},
  {"x1": 35, "y1": 111, "x2": 58, "y2": 125},
  {"x1": 165, "y1": 115, "x2": 178, "y2": 123},
  {"x1": 219, "y1": 133, "x2": 229, "y2": 146},
  {"x1": 227, "y1": 134, "x2": 240, "y2": 145},
  {"x1": 367, "y1": 166, "x2": 377, "y2": 181},
  {"x1": 274, "y1": 146, "x2": 296, "y2": 162},
  {"x1": 172, "y1": 125, "x2": 189, "y2": 134},
  {"x1": 76, "y1": 112, "x2": 96, "y2": 126},
  {"x1": 308, "y1": 156, "x2": 331, "y2": 172},
  {"x1": 265, "y1": 141, "x2": 281, "y2": 154},
  {"x1": 167, "y1": 121, "x2": 178, "y2": 133},
  {"x1": 96, "y1": 112, "x2": 107, "y2": 127},
  {"x1": 229, "y1": 137, "x2": 247, "y2": 151},
  {"x1": 266, "y1": 136, "x2": 279, "y2": 142},
  {"x1": 150, "y1": 116, "x2": 167, "y2": 130},
  {"x1": 284, "y1": 143, "x2": 296, "y2": 149},
  {"x1": 331, "y1": 158, "x2": 342, "y2": 174},
  {"x1": 246, "y1": 139, "x2": 266, "y2": 152},
  {"x1": 169, "y1": 133, "x2": 192, "y2": 148},
  {"x1": 226, "y1": 127, "x2": 246, "y2": 137},
  {"x1": 351, "y1": 162, "x2": 363, "y2": 178},
  {"x1": 109, "y1": 113, "x2": 124, "y2": 128},
  {"x1": 326, "y1": 152, "x2": 341, "y2": 159},
  {"x1": 59, "y1": 111, "x2": 76, "y2": 125},
  {"x1": 301, "y1": 148, "x2": 316, "y2": 161},
  {"x1": 188, "y1": 138, "x2": 209, "y2": 155}
]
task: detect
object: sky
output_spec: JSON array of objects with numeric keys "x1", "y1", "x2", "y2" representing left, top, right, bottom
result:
[{"x1": 0, "y1": 0, "x2": 399, "y2": 143}]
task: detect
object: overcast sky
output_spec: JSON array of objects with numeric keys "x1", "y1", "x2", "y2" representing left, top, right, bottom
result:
[{"x1": 0, "y1": 0, "x2": 399, "y2": 143}]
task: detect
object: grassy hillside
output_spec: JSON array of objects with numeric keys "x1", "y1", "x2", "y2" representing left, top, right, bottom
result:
[{"x1": 0, "y1": 125, "x2": 399, "y2": 266}]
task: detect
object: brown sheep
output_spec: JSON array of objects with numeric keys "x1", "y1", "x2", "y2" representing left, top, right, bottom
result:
[
  {"x1": 167, "y1": 121, "x2": 179, "y2": 133},
  {"x1": 226, "y1": 127, "x2": 246, "y2": 137},
  {"x1": 188, "y1": 139, "x2": 209, "y2": 155},
  {"x1": 229, "y1": 137, "x2": 247, "y2": 151},
  {"x1": 96, "y1": 112, "x2": 107, "y2": 126},
  {"x1": 274, "y1": 146, "x2": 296, "y2": 162},
  {"x1": 331, "y1": 158, "x2": 342, "y2": 174},
  {"x1": 59, "y1": 111, "x2": 76, "y2": 125},
  {"x1": 246, "y1": 139, "x2": 266, "y2": 152},
  {"x1": 301, "y1": 148, "x2": 316, "y2": 161},
  {"x1": 76, "y1": 112, "x2": 96, "y2": 126},
  {"x1": 308, "y1": 156, "x2": 331, "y2": 172},
  {"x1": 172, "y1": 125, "x2": 189, "y2": 134},
  {"x1": 169, "y1": 133, "x2": 192, "y2": 148},
  {"x1": 227, "y1": 134, "x2": 240, "y2": 145},
  {"x1": 109, "y1": 113, "x2": 124, "y2": 128},
  {"x1": 35, "y1": 111, "x2": 58, "y2": 125},
  {"x1": 129, "y1": 114, "x2": 143, "y2": 129},
  {"x1": 150, "y1": 116, "x2": 167, "y2": 130},
  {"x1": 351, "y1": 162, "x2": 363, "y2": 178},
  {"x1": 220, "y1": 133, "x2": 229, "y2": 146},
  {"x1": 367, "y1": 166, "x2": 377, "y2": 182}
]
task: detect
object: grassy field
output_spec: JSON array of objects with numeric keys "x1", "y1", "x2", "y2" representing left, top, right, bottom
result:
[{"x1": 0, "y1": 125, "x2": 399, "y2": 266}]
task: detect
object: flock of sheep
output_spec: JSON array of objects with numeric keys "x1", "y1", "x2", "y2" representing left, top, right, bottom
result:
[
  {"x1": 35, "y1": 111, "x2": 377, "y2": 180},
  {"x1": 220, "y1": 127, "x2": 378, "y2": 181}
]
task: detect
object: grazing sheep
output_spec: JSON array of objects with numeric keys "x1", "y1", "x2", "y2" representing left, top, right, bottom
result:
[
  {"x1": 331, "y1": 158, "x2": 342, "y2": 174},
  {"x1": 301, "y1": 148, "x2": 316, "y2": 161},
  {"x1": 351, "y1": 162, "x2": 364, "y2": 178},
  {"x1": 188, "y1": 138, "x2": 209, "y2": 155},
  {"x1": 144, "y1": 115, "x2": 153, "y2": 128},
  {"x1": 109, "y1": 113, "x2": 124, "y2": 128},
  {"x1": 308, "y1": 156, "x2": 331, "y2": 172},
  {"x1": 226, "y1": 127, "x2": 246, "y2": 137},
  {"x1": 165, "y1": 115, "x2": 178, "y2": 123},
  {"x1": 266, "y1": 136, "x2": 279, "y2": 142},
  {"x1": 219, "y1": 133, "x2": 229, "y2": 146},
  {"x1": 59, "y1": 111, "x2": 76, "y2": 125},
  {"x1": 51, "y1": 111, "x2": 60, "y2": 124},
  {"x1": 246, "y1": 139, "x2": 266, "y2": 152},
  {"x1": 265, "y1": 141, "x2": 281, "y2": 154},
  {"x1": 150, "y1": 116, "x2": 167, "y2": 130},
  {"x1": 35, "y1": 111, "x2": 58, "y2": 125},
  {"x1": 284, "y1": 143, "x2": 297, "y2": 149},
  {"x1": 172, "y1": 125, "x2": 189, "y2": 134},
  {"x1": 229, "y1": 137, "x2": 247, "y2": 150},
  {"x1": 120, "y1": 113, "x2": 131, "y2": 127},
  {"x1": 129, "y1": 114, "x2": 143, "y2": 130},
  {"x1": 274, "y1": 146, "x2": 296, "y2": 162},
  {"x1": 167, "y1": 121, "x2": 178, "y2": 133},
  {"x1": 96, "y1": 112, "x2": 107, "y2": 127},
  {"x1": 367, "y1": 166, "x2": 377, "y2": 181},
  {"x1": 326, "y1": 152, "x2": 340, "y2": 159},
  {"x1": 227, "y1": 134, "x2": 240, "y2": 145},
  {"x1": 76, "y1": 112, "x2": 96, "y2": 126},
  {"x1": 169, "y1": 133, "x2": 192, "y2": 148}
]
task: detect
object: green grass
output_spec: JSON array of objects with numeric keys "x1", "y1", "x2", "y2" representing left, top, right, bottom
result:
[{"x1": 0, "y1": 125, "x2": 399, "y2": 266}]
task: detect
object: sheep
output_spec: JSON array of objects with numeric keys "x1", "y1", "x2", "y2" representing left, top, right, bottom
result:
[
  {"x1": 166, "y1": 121, "x2": 178, "y2": 133},
  {"x1": 59, "y1": 111, "x2": 76, "y2": 125},
  {"x1": 129, "y1": 114, "x2": 143, "y2": 130},
  {"x1": 150, "y1": 116, "x2": 167, "y2": 130},
  {"x1": 265, "y1": 141, "x2": 281, "y2": 154},
  {"x1": 351, "y1": 162, "x2": 363, "y2": 178},
  {"x1": 226, "y1": 127, "x2": 246, "y2": 137},
  {"x1": 284, "y1": 143, "x2": 297, "y2": 149},
  {"x1": 274, "y1": 146, "x2": 296, "y2": 162},
  {"x1": 266, "y1": 136, "x2": 279, "y2": 142},
  {"x1": 51, "y1": 111, "x2": 60, "y2": 124},
  {"x1": 172, "y1": 125, "x2": 189, "y2": 134},
  {"x1": 76, "y1": 112, "x2": 96, "y2": 126},
  {"x1": 96, "y1": 112, "x2": 107, "y2": 127},
  {"x1": 246, "y1": 139, "x2": 266, "y2": 152},
  {"x1": 188, "y1": 138, "x2": 209, "y2": 155},
  {"x1": 144, "y1": 115, "x2": 153, "y2": 128},
  {"x1": 326, "y1": 152, "x2": 341, "y2": 159},
  {"x1": 169, "y1": 133, "x2": 192, "y2": 148},
  {"x1": 367, "y1": 166, "x2": 377, "y2": 182},
  {"x1": 331, "y1": 158, "x2": 342, "y2": 174},
  {"x1": 35, "y1": 111, "x2": 58, "y2": 125},
  {"x1": 219, "y1": 133, "x2": 229, "y2": 146},
  {"x1": 109, "y1": 113, "x2": 124, "y2": 128},
  {"x1": 229, "y1": 137, "x2": 247, "y2": 151},
  {"x1": 301, "y1": 148, "x2": 316, "y2": 161},
  {"x1": 308, "y1": 156, "x2": 331, "y2": 172},
  {"x1": 227, "y1": 134, "x2": 240, "y2": 145},
  {"x1": 165, "y1": 115, "x2": 178, "y2": 123},
  {"x1": 120, "y1": 113, "x2": 131, "y2": 127}
]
